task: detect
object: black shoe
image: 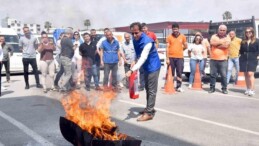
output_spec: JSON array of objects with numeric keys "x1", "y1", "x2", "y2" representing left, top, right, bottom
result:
[
  {"x1": 138, "y1": 87, "x2": 144, "y2": 91},
  {"x1": 25, "y1": 85, "x2": 30, "y2": 89},
  {"x1": 36, "y1": 84, "x2": 43, "y2": 88},
  {"x1": 95, "y1": 86, "x2": 102, "y2": 91},
  {"x1": 208, "y1": 88, "x2": 215, "y2": 93},
  {"x1": 86, "y1": 87, "x2": 90, "y2": 91},
  {"x1": 222, "y1": 89, "x2": 228, "y2": 94}
]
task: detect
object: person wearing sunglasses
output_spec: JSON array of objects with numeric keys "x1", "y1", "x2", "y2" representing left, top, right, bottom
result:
[
  {"x1": 195, "y1": 32, "x2": 210, "y2": 83},
  {"x1": 72, "y1": 31, "x2": 83, "y2": 88},
  {"x1": 209, "y1": 24, "x2": 231, "y2": 94},
  {"x1": 187, "y1": 35, "x2": 205, "y2": 89},
  {"x1": 126, "y1": 22, "x2": 161, "y2": 122},
  {"x1": 239, "y1": 27, "x2": 259, "y2": 96}
]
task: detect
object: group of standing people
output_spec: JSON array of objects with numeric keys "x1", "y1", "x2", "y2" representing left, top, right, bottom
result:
[
  {"x1": 1, "y1": 23, "x2": 258, "y2": 122},
  {"x1": 176, "y1": 24, "x2": 259, "y2": 96}
]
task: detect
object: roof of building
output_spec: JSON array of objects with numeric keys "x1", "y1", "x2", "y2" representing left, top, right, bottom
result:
[{"x1": 114, "y1": 21, "x2": 210, "y2": 32}]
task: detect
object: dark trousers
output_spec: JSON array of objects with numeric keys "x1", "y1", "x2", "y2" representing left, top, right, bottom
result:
[
  {"x1": 169, "y1": 58, "x2": 184, "y2": 88},
  {"x1": 210, "y1": 60, "x2": 228, "y2": 90},
  {"x1": 124, "y1": 64, "x2": 131, "y2": 88},
  {"x1": 0, "y1": 62, "x2": 2, "y2": 96},
  {"x1": 54, "y1": 64, "x2": 64, "y2": 86},
  {"x1": 22, "y1": 58, "x2": 40, "y2": 86},
  {"x1": 144, "y1": 69, "x2": 160, "y2": 116},
  {"x1": 103, "y1": 63, "x2": 118, "y2": 88},
  {"x1": 1, "y1": 60, "x2": 10, "y2": 81},
  {"x1": 202, "y1": 58, "x2": 207, "y2": 80},
  {"x1": 139, "y1": 66, "x2": 145, "y2": 89},
  {"x1": 97, "y1": 65, "x2": 100, "y2": 83}
]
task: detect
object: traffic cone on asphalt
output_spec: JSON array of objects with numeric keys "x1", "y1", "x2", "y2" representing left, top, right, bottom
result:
[
  {"x1": 192, "y1": 62, "x2": 202, "y2": 90},
  {"x1": 161, "y1": 65, "x2": 169, "y2": 89},
  {"x1": 164, "y1": 66, "x2": 176, "y2": 94},
  {"x1": 235, "y1": 72, "x2": 246, "y2": 87}
]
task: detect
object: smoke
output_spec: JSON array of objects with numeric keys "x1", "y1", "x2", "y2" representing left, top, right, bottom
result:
[{"x1": 1, "y1": 0, "x2": 259, "y2": 30}]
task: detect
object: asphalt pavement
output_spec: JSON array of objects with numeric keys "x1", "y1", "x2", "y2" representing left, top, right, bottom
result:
[{"x1": 1, "y1": 65, "x2": 259, "y2": 146}]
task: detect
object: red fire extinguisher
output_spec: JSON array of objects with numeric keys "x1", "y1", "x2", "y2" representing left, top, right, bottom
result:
[{"x1": 129, "y1": 71, "x2": 139, "y2": 99}]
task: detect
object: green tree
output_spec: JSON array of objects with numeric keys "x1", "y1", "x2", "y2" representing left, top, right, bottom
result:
[
  {"x1": 223, "y1": 11, "x2": 232, "y2": 22},
  {"x1": 84, "y1": 19, "x2": 91, "y2": 30},
  {"x1": 44, "y1": 21, "x2": 52, "y2": 33}
]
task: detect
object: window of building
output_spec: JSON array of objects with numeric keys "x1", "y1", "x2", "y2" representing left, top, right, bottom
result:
[{"x1": 30, "y1": 24, "x2": 33, "y2": 27}]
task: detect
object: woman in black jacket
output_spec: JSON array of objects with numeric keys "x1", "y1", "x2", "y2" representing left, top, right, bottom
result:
[{"x1": 239, "y1": 27, "x2": 259, "y2": 96}]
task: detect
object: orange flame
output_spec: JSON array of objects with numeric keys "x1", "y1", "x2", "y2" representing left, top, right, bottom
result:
[{"x1": 61, "y1": 90, "x2": 123, "y2": 140}]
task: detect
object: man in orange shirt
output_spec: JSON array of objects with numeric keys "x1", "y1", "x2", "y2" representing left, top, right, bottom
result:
[
  {"x1": 209, "y1": 24, "x2": 231, "y2": 94},
  {"x1": 166, "y1": 23, "x2": 187, "y2": 92},
  {"x1": 138, "y1": 23, "x2": 160, "y2": 91},
  {"x1": 142, "y1": 23, "x2": 159, "y2": 48}
]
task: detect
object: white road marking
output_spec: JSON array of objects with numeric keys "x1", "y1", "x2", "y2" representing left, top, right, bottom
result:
[
  {"x1": 0, "y1": 111, "x2": 56, "y2": 146},
  {"x1": 119, "y1": 100, "x2": 259, "y2": 136},
  {"x1": 0, "y1": 142, "x2": 4, "y2": 146},
  {"x1": 195, "y1": 90, "x2": 259, "y2": 101}
]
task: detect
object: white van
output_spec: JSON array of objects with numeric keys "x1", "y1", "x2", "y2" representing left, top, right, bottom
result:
[{"x1": 0, "y1": 28, "x2": 23, "y2": 73}]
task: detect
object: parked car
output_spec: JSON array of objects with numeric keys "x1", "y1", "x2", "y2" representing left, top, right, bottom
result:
[
  {"x1": 0, "y1": 28, "x2": 24, "y2": 73},
  {"x1": 157, "y1": 43, "x2": 166, "y2": 65}
]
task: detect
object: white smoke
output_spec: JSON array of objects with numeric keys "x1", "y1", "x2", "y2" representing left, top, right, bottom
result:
[{"x1": 0, "y1": 0, "x2": 258, "y2": 30}]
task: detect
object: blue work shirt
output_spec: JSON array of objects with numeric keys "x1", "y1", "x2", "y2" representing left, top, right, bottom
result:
[{"x1": 101, "y1": 38, "x2": 120, "y2": 63}]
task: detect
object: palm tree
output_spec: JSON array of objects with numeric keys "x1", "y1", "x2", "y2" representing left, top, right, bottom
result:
[
  {"x1": 44, "y1": 21, "x2": 52, "y2": 33},
  {"x1": 223, "y1": 11, "x2": 232, "y2": 22},
  {"x1": 84, "y1": 19, "x2": 91, "y2": 30}
]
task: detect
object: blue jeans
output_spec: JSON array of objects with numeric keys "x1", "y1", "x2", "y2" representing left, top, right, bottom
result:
[
  {"x1": 227, "y1": 57, "x2": 239, "y2": 84},
  {"x1": 189, "y1": 59, "x2": 204, "y2": 84},
  {"x1": 85, "y1": 64, "x2": 100, "y2": 88}
]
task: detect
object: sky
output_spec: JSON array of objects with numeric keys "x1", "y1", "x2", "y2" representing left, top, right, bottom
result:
[{"x1": 0, "y1": 0, "x2": 258, "y2": 30}]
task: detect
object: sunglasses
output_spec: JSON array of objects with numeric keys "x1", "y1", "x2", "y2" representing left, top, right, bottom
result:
[
  {"x1": 131, "y1": 32, "x2": 140, "y2": 35},
  {"x1": 245, "y1": 31, "x2": 252, "y2": 33}
]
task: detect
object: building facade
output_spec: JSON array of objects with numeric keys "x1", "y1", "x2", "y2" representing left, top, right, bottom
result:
[
  {"x1": 1, "y1": 17, "x2": 41, "y2": 34},
  {"x1": 114, "y1": 21, "x2": 210, "y2": 43}
]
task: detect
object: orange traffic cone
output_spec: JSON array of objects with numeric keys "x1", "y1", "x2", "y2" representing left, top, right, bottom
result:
[
  {"x1": 192, "y1": 62, "x2": 202, "y2": 90},
  {"x1": 164, "y1": 66, "x2": 176, "y2": 94},
  {"x1": 235, "y1": 72, "x2": 246, "y2": 87},
  {"x1": 161, "y1": 65, "x2": 169, "y2": 89}
]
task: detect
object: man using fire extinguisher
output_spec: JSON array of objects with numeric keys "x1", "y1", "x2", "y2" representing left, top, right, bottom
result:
[{"x1": 126, "y1": 22, "x2": 161, "y2": 122}]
